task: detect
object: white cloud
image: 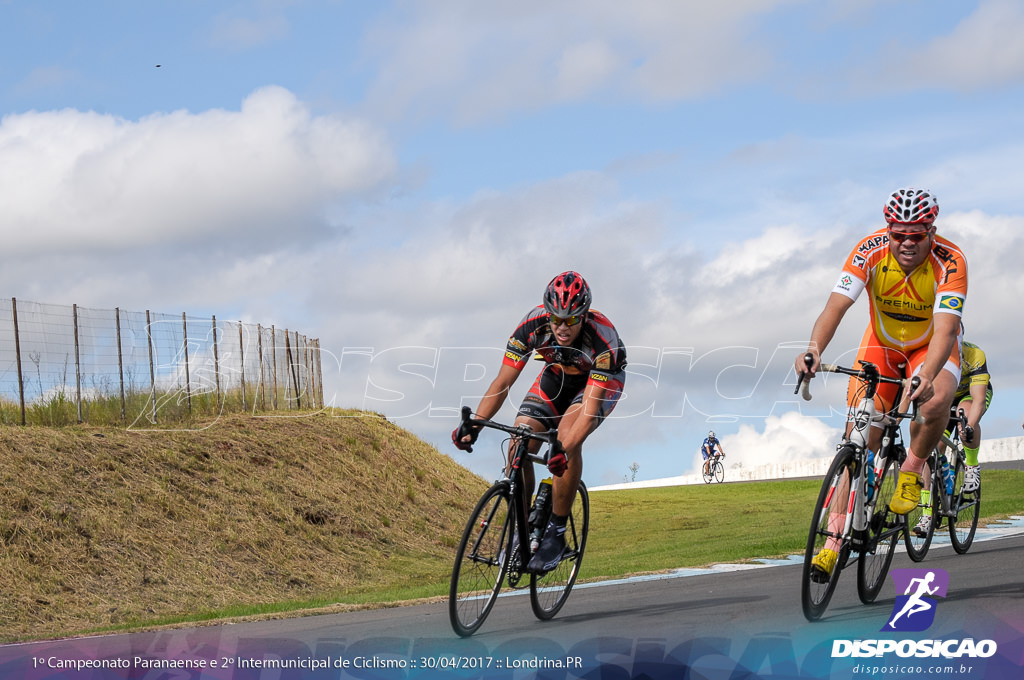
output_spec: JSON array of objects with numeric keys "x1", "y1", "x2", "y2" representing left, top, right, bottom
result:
[
  {"x1": 208, "y1": 13, "x2": 291, "y2": 51},
  {"x1": 361, "y1": 0, "x2": 792, "y2": 123},
  {"x1": 719, "y1": 410, "x2": 842, "y2": 470},
  {"x1": 900, "y1": 0, "x2": 1024, "y2": 90},
  {"x1": 0, "y1": 86, "x2": 397, "y2": 256}
]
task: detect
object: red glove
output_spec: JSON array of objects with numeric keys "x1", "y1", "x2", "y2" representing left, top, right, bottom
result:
[
  {"x1": 451, "y1": 422, "x2": 481, "y2": 452},
  {"x1": 547, "y1": 448, "x2": 568, "y2": 477}
]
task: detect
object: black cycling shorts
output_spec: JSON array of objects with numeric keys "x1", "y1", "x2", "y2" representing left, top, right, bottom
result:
[{"x1": 517, "y1": 363, "x2": 624, "y2": 431}]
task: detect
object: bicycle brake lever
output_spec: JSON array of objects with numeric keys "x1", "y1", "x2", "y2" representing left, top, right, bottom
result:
[{"x1": 797, "y1": 353, "x2": 814, "y2": 400}]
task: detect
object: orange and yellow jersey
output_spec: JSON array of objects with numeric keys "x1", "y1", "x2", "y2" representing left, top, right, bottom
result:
[{"x1": 831, "y1": 227, "x2": 967, "y2": 352}]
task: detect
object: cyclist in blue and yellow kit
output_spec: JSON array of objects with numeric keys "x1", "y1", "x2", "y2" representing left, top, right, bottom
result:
[{"x1": 914, "y1": 339, "x2": 992, "y2": 536}]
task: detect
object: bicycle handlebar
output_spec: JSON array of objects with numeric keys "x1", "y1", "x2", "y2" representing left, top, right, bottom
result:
[
  {"x1": 459, "y1": 406, "x2": 563, "y2": 465},
  {"x1": 954, "y1": 407, "x2": 974, "y2": 442},
  {"x1": 796, "y1": 353, "x2": 924, "y2": 423}
]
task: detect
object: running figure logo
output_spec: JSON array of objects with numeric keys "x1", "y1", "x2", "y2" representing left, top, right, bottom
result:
[{"x1": 883, "y1": 568, "x2": 950, "y2": 632}]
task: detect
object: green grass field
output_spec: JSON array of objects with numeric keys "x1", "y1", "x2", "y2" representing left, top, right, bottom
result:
[{"x1": 3, "y1": 410, "x2": 1021, "y2": 642}]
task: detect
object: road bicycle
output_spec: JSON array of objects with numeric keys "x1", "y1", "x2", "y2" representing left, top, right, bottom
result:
[
  {"x1": 904, "y1": 407, "x2": 981, "y2": 561},
  {"x1": 796, "y1": 356, "x2": 919, "y2": 622},
  {"x1": 448, "y1": 407, "x2": 589, "y2": 637},
  {"x1": 702, "y1": 453, "x2": 725, "y2": 484}
]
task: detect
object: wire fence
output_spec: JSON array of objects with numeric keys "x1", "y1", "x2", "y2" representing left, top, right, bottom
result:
[{"x1": 0, "y1": 298, "x2": 323, "y2": 427}]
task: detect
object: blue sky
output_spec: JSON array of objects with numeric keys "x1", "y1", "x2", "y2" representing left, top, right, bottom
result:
[{"x1": 2, "y1": 1, "x2": 1023, "y2": 485}]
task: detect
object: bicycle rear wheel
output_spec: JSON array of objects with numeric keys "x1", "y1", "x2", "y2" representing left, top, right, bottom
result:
[
  {"x1": 713, "y1": 461, "x2": 725, "y2": 483},
  {"x1": 801, "y1": 446, "x2": 855, "y2": 621},
  {"x1": 904, "y1": 456, "x2": 937, "y2": 562},
  {"x1": 702, "y1": 463, "x2": 713, "y2": 484},
  {"x1": 949, "y1": 455, "x2": 980, "y2": 554},
  {"x1": 449, "y1": 482, "x2": 513, "y2": 637},
  {"x1": 530, "y1": 481, "x2": 589, "y2": 620},
  {"x1": 857, "y1": 454, "x2": 900, "y2": 604}
]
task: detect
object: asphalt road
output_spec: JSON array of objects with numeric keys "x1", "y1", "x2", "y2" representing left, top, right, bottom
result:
[{"x1": 4, "y1": 521, "x2": 1022, "y2": 679}]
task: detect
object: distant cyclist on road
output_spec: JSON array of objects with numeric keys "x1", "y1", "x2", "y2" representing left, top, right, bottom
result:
[
  {"x1": 452, "y1": 271, "x2": 627, "y2": 574},
  {"x1": 701, "y1": 431, "x2": 725, "y2": 478},
  {"x1": 795, "y1": 188, "x2": 968, "y2": 581}
]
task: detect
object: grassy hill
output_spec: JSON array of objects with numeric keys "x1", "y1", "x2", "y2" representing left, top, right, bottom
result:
[
  {"x1": 3, "y1": 413, "x2": 1022, "y2": 644},
  {"x1": 0, "y1": 410, "x2": 489, "y2": 642}
]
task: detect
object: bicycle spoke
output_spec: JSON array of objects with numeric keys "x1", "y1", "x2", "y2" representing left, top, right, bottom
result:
[
  {"x1": 858, "y1": 455, "x2": 899, "y2": 604},
  {"x1": 531, "y1": 482, "x2": 589, "y2": 620},
  {"x1": 904, "y1": 454, "x2": 936, "y2": 562},
  {"x1": 802, "y1": 447, "x2": 855, "y2": 621},
  {"x1": 449, "y1": 484, "x2": 512, "y2": 636},
  {"x1": 949, "y1": 456, "x2": 980, "y2": 553}
]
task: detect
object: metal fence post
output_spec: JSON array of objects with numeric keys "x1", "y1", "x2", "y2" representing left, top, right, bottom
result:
[
  {"x1": 146, "y1": 310, "x2": 157, "y2": 423},
  {"x1": 257, "y1": 324, "x2": 265, "y2": 411},
  {"x1": 212, "y1": 315, "x2": 221, "y2": 410},
  {"x1": 271, "y1": 325, "x2": 278, "y2": 410},
  {"x1": 182, "y1": 313, "x2": 192, "y2": 415},
  {"x1": 238, "y1": 322, "x2": 247, "y2": 411},
  {"x1": 316, "y1": 338, "x2": 324, "y2": 409},
  {"x1": 115, "y1": 307, "x2": 126, "y2": 421},
  {"x1": 12, "y1": 298, "x2": 25, "y2": 426},
  {"x1": 73, "y1": 304, "x2": 83, "y2": 423}
]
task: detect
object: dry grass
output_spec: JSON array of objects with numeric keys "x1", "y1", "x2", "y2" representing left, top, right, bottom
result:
[{"x1": 0, "y1": 410, "x2": 488, "y2": 642}]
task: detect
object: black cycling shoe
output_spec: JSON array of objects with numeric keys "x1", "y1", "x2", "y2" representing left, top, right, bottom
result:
[{"x1": 526, "y1": 524, "x2": 566, "y2": 574}]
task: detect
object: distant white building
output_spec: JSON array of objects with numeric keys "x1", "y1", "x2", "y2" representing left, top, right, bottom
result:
[{"x1": 593, "y1": 436, "x2": 1024, "y2": 491}]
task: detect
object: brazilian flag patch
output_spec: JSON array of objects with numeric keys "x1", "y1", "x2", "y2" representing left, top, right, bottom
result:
[{"x1": 939, "y1": 295, "x2": 964, "y2": 312}]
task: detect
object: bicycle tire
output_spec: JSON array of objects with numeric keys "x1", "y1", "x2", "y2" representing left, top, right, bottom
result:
[
  {"x1": 702, "y1": 463, "x2": 713, "y2": 484},
  {"x1": 449, "y1": 482, "x2": 513, "y2": 637},
  {"x1": 949, "y1": 455, "x2": 980, "y2": 554},
  {"x1": 713, "y1": 461, "x2": 725, "y2": 483},
  {"x1": 857, "y1": 453, "x2": 900, "y2": 604},
  {"x1": 801, "y1": 446, "x2": 855, "y2": 621},
  {"x1": 530, "y1": 481, "x2": 589, "y2": 620},
  {"x1": 904, "y1": 454, "x2": 937, "y2": 562}
]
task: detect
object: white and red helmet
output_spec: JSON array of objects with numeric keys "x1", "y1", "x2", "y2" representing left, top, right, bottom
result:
[
  {"x1": 883, "y1": 188, "x2": 939, "y2": 225},
  {"x1": 543, "y1": 271, "x2": 592, "y2": 318}
]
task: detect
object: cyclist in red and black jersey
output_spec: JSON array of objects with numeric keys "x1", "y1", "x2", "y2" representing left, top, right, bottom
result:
[{"x1": 453, "y1": 271, "x2": 626, "y2": 573}]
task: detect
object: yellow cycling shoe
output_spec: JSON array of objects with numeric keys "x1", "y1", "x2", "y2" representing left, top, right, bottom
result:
[
  {"x1": 810, "y1": 548, "x2": 838, "y2": 583},
  {"x1": 889, "y1": 470, "x2": 923, "y2": 515}
]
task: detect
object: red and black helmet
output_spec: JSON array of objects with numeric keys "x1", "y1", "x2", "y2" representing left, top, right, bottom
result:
[
  {"x1": 883, "y1": 188, "x2": 939, "y2": 225},
  {"x1": 543, "y1": 271, "x2": 592, "y2": 318}
]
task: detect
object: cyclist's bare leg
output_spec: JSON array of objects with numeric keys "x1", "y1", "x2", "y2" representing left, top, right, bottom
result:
[
  {"x1": 510, "y1": 414, "x2": 546, "y2": 502},
  {"x1": 549, "y1": 401, "x2": 597, "y2": 517},
  {"x1": 821, "y1": 421, "x2": 884, "y2": 552}
]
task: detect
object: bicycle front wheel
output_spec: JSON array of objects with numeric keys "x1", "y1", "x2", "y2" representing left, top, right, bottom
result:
[
  {"x1": 449, "y1": 482, "x2": 513, "y2": 637},
  {"x1": 857, "y1": 454, "x2": 900, "y2": 604},
  {"x1": 713, "y1": 461, "x2": 725, "y2": 483},
  {"x1": 801, "y1": 446, "x2": 855, "y2": 622},
  {"x1": 904, "y1": 456, "x2": 937, "y2": 562},
  {"x1": 949, "y1": 455, "x2": 980, "y2": 554},
  {"x1": 530, "y1": 481, "x2": 589, "y2": 620}
]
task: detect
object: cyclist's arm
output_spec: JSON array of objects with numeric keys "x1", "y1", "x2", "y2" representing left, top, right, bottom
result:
[
  {"x1": 965, "y1": 381, "x2": 988, "y2": 431},
  {"x1": 911, "y1": 313, "x2": 960, "y2": 402},
  {"x1": 472, "y1": 363, "x2": 522, "y2": 422},
  {"x1": 799, "y1": 292, "x2": 856, "y2": 375}
]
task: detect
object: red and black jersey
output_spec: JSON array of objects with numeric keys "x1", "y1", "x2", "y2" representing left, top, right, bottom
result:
[{"x1": 502, "y1": 306, "x2": 627, "y2": 387}]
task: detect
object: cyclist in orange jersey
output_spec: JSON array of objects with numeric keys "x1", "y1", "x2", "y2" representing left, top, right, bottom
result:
[{"x1": 795, "y1": 188, "x2": 967, "y2": 579}]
